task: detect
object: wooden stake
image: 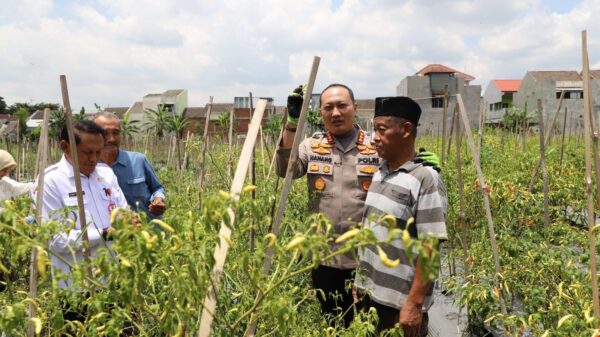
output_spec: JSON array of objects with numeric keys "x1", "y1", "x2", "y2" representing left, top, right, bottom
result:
[
  {"x1": 536, "y1": 99, "x2": 550, "y2": 227},
  {"x1": 527, "y1": 90, "x2": 565, "y2": 192},
  {"x1": 196, "y1": 99, "x2": 268, "y2": 337},
  {"x1": 249, "y1": 92, "x2": 256, "y2": 200},
  {"x1": 454, "y1": 103, "x2": 469, "y2": 276},
  {"x1": 582, "y1": 30, "x2": 600, "y2": 318},
  {"x1": 27, "y1": 109, "x2": 50, "y2": 337},
  {"x1": 559, "y1": 108, "x2": 568, "y2": 172},
  {"x1": 60, "y1": 75, "x2": 93, "y2": 283},
  {"x1": 248, "y1": 92, "x2": 256, "y2": 253},
  {"x1": 198, "y1": 97, "x2": 213, "y2": 190},
  {"x1": 16, "y1": 119, "x2": 21, "y2": 181},
  {"x1": 477, "y1": 100, "x2": 485, "y2": 151},
  {"x1": 457, "y1": 94, "x2": 509, "y2": 323},
  {"x1": 246, "y1": 56, "x2": 320, "y2": 337},
  {"x1": 267, "y1": 110, "x2": 288, "y2": 179},
  {"x1": 227, "y1": 108, "x2": 235, "y2": 182},
  {"x1": 446, "y1": 97, "x2": 456, "y2": 159},
  {"x1": 441, "y1": 86, "x2": 448, "y2": 164}
]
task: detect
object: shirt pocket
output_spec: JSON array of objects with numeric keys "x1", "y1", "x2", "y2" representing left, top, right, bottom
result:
[
  {"x1": 126, "y1": 176, "x2": 148, "y2": 201},
  {"x1": 62, "y1": 196, "x2": 90, "y2": 229}
]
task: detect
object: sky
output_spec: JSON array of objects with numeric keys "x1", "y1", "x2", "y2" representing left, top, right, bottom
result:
[{"x1": 1, "y1": 0, "x2": 598, "y2": 111}]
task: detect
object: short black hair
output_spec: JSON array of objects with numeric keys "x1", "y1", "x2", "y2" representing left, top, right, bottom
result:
[
  {"x1": 59, "y1": 120, "x2": 106, "y2": 144},
  {"x1": 319, "y1": 83, "x2": 355, "y2": 107}
]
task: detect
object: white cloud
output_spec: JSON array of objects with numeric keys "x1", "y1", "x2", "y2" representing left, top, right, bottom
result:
[{"x1": 0, "y1": 0, "x2": 598, "y2": 111}]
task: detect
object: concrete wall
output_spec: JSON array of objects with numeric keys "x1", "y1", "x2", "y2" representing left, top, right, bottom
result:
[
  {"x1": 513, "y1": 74, "x2": 593, "y2": 132},
  {"x1": 172, "y1": 90, "x2": 188, "y2": 116},
  {"x1": 397, "y1": 75, "x2": 480, "y2": 133},
  {"x1": 483, "y1": 82, "x2": 503, "y2": 123}
]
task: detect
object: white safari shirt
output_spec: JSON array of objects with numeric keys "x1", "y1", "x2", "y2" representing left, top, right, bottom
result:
[
  {"x1": 0, "y1": 176, "x2": 33, "y2": 211},
  {"x1": 36, "y1": 156, "x2": 128, "y2": 288}
]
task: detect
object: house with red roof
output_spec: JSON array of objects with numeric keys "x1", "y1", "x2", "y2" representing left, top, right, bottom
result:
[
  {"x1": 483, "y1": 79, "x2": 522, "y2": 123},
  {"x1": 396, "y1": 63, "x2": 481, "y2": 131}
]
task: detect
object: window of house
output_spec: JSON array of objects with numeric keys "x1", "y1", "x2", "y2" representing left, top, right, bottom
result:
[
  {"x1": 556, "y1": 90, "x2": 584, "y2": 99},
  {"x1": 489, "y1": 104, "x2": 493, "y2": 111},
  {"x1": 431, "y1": 97, "x2": 444, "y2": 108}
]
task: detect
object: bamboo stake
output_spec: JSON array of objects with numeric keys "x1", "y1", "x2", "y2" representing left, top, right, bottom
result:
[
  {"x1": 143, "y1": 132, "x2": 149, "y2": 156},
  {"x1": 60, "y1": 75, "x2": 93, "y2": 283},
  {"x1": 582, "y1": 30, "x2": 600, "y2": 318},
  {"x1": 227, "y1": 108, "x2": 235, "y2": 182},
  {"x1": 446, "y1": 97, "x2": 456, "y2": 159},
  {"x1": 559, "y1": 108, "x2": 568, "y2": 172},
  {"x1": 166, "y1": 134, "x2": 173, "y2": 168},
  {"x1": 527, "y1": 90, "x2": 565, "y2": 192},
  {"x1": 27, "y1": 109, "x2": 50, "y2": 337},
  {"x1": 267, "y1": 110, "x2": 288, "y2": 179},
  {"x1": 454, "y1": 103, "x2": 469, "y2": 276},
  {"x1": 196, "y1": 99, "x2": 268, "y2": 337},
  {"x1": 248, "y1": 92, "x2": 256, "y2": 253},
  {"x1": 249, "y1": 92, "x2": 256, "y2": 201},
  {"x1": 176, "y1": 132, "x2": 182, "y2": 172},
  {"x1": 16, "y1": 119, "x2": 21, "y2": 181},
  {"x1": 477, "y1": 100, "x2": 485, "y2": 151},
  {"x1": 198, "y1": 97, "x2": 213, "y2": 190},
  {"x1": 246, "y1": 56, "x2": 320, "y2": 337},
  {"x1": 441, "y1": 85, "x2": 448, "y2": 164},
  {"x1": 457, "y1": 94, "x2": 509, "y2": 324},
  {"x1": 536, "y1": 99, "x2": 550, "y2": 227},
  {"x1": 522, "y1": 103, "x2": 528, "y2": 153}
]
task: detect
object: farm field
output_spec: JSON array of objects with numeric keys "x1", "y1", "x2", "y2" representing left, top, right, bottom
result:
[{"x1": 1, "y1": 124, "x2": 600, "y2": 337}]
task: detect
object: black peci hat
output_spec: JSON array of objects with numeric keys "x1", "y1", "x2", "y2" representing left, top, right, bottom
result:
[{"x1": 374, "y1": 96, "x2": 421, "y2": 125}]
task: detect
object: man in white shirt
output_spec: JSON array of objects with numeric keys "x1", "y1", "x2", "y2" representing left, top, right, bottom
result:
[{"x1": 37, "y1": 120, "x2": 128, "y2": 289}]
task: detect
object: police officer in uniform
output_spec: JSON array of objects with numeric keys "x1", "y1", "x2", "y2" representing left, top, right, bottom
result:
[
  {"x1": 276, "y1": 84, "x2": 440, "y2": 327},
  {"x1": 275, "y1": 83, "x2": 381, "y2": 327}
]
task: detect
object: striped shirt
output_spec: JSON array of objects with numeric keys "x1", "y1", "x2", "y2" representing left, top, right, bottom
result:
[{"x1": 355, "y1": 159, "x2": 447, "y2": 310}]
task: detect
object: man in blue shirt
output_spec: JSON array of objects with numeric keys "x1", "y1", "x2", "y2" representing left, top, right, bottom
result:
[{"x1": 92, "y1": 112, "x2": 166, "y2": 219}]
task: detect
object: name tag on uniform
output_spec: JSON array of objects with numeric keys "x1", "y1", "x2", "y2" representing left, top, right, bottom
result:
[{"x1": 68, "y1": 191, "x2": 85, "y2": 197}]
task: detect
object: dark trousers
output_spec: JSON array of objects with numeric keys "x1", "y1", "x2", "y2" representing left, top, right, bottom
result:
[
  {"x1": 360, "y1": 295, "x2": 429, "y2": 337},
  {"x1": 61, "y1": 295, "x2": 137, "y2": 336},
  {"x1": 311, "y1": 265, "x2": 355, "y2": 327}
]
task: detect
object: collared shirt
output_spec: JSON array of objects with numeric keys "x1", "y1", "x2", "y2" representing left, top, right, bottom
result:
[
  {"x1": 275, "y1": 126, "x2": 381, "y2": 269},
  {"x1": 0, "y1": 176, "x2": 33, "y2": 211},
  {"x1": 37, "y1": 156, "x2": 128, "y2": 288},
  {"x1": 109, "y1": 150, "x2": 165, "y2": 220},
  {"x1": 355, "y1": 159, "x2": 448, "y2": 311}
]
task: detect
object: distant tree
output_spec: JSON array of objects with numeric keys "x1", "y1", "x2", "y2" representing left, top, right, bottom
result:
[
  {"x1": 94, "y1": 103, "x2": 102, "y2": 111},
  {"x1": 73, "y1": 108, "x2": 86, "y2": 121},
  {"x1": 49, "y1": 109, "x2": 66, "y2": 139},
  {"x1": 306, "y1": 107, "x2": 325, "y2": 132},
  {"x1": 166, "y1": 113, "x2": 188, "y2": 169},
  {"x1": 215, "y1": 111, "x2": 231, "y2": 137},
  {"x1": 263, "y1": 114, "x2": 284, "y2": 143},
  {"x1": 7, "y1": 102, "x2": 59, "y2": 115},
  {"x1": 120, "y1": 110, "x2": 140, "y2": 142},
  {"x1": 143, "y1": 104, "x2": 170, "y2": 139},
  {"x1": 0, "y1": 96, "x2": 7, "y2": 114},
  {"x1": 15, "y1": 107, "x2": 29, "y2": 140}
]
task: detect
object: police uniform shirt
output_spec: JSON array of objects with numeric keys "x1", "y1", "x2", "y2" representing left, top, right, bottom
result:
[
  {"x1": 36, "y1": 156, "x2": 128, "y2": 288},
  {"x1": 275, "y1": 125, "x2": 380, "y2": 269}
]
